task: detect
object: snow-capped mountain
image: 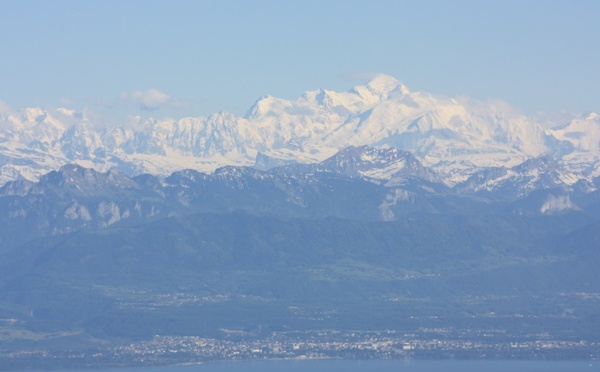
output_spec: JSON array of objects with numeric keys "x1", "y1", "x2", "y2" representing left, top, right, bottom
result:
[
  {"x1": 2, "y1": 152, "x2": 597, "y2": 254},
  {"x1": 0, "y1": 159, "x2": 422, "y2": 251},
  {"x1": 455, "y1": 155, "x2": 594, "y2": 199},
  {"x1": 273, "y1": 145, "x2": 441, "y2": 185},
  {"x1": 546, "y1": 112, "x2": 600, "y2": 176},
  {"x1": 0, "y1": 74, "x2": 598, "y2": 186}
]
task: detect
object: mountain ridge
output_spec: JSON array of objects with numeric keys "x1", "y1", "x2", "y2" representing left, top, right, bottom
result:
[
  {"x1": 1, "y1": 74, "x2": 599, "y2": 186},
  {"x1": 1, "y1": 145, "x2": 598, "y2": 255}
]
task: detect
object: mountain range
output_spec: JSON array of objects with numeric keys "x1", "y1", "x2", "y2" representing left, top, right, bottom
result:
[
  {"x1": 1, "y1": 76, "x2": 600, "y2": 368},
  {"x1": 0, "y1": 144, "x2": 598, "y2": 255},
  {"x1": 1, "y1": 149, "x2": 600, "y2": 365},
  {"x1": 1, "y1": 74, "x2": 599, "y2": 186}
]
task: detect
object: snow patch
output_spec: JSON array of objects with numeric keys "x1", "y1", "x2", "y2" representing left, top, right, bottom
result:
[{"x1": 540, "y1": 194, "x2": 579, "y2": 214}]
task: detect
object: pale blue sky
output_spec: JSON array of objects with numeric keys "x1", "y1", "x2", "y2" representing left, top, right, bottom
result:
[{"x1": 0, "y1": 0, "x2": 599, "y2": 120}]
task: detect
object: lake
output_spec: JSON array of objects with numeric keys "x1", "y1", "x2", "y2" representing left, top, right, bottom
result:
[{"x1": 57, "y1": 359, "x2": 597, "y2": 372}]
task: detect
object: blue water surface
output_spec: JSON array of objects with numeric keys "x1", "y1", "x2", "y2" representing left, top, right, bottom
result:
[{"x1": 63, "y1": 359, "x2": 598, "y2": 372}]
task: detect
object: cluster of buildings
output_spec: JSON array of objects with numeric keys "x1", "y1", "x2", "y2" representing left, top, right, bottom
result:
[
  {"x1": 100, "y1": 329, "x2": 598, "y2": 364},
  {"x1": 2, "y1": 329, "x2": 597, "y2": 368}
]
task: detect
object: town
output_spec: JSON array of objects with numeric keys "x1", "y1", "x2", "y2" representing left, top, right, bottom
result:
[{"x1": 2, "y1": 328, "x2": 598, "y2": 370}]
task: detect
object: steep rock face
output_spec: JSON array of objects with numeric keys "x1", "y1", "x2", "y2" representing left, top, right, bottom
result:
[
  {"x1": 273, "y1": 145, "x2": 441, "y2": 184},
  {"x1": 0, "y1": 75, "x2": 598, "y2": 186},
  {"x1": 546, "y1": 112, "x2": 600, "y2": 176},
  {"x1": 253, "y1": 152, "x2": 297, "y2": 171},
  {"x1": 454, "y1": 155, "x2": 592, "y2": 199},
  {"x1": 548, "y1": 113, "x2": 600, "y2": 153}
]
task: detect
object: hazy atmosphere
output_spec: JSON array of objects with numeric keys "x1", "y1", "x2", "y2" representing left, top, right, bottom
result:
[
  {"x1": 1, "y1": 0, "x2": 599, "y2": 119},
  {"x1": 1, "y1": 1, "x2": 599, "y2": 370}
]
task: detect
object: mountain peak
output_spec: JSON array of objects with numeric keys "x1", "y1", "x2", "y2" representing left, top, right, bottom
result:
[
  {"x1": 346, "y1": 74, "x2": 410, "y2": 103},
  {"x1": 515, "y1": 155, "x2": 558, "y2": 172},
  {"x1": 314, "y1": 145, "x2": 438, "y2": 182},
  {"x1": 456, "y1": 154, "x2": 584, "y2": 198},
  {"x1": 244, "y1": 94, "x2": 288, "y2": 119},
  {"x1": 21, "y1": 107, "x2": 47, "y2": 123},
  {"x1": 56, "y1": 163, "x2": 90, "y2": 177},
  {"x1": 363, "y1": 74, "x2": 410, "y2": 96},
  {"x1": 39, "y1": 164, "x2": 138, "y2": 193}
]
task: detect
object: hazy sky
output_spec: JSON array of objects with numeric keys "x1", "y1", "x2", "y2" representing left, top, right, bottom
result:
[{"x1": 1, "y1": 0, "x2": 599, "y2": 119}]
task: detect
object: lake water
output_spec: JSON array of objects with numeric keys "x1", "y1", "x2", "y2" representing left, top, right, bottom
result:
[{"x1": 61, "y1": 359, "x2": 598, "y2": 372}]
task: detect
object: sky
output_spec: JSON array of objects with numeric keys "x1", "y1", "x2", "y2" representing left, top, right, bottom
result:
[{"x1": 0, "y1": 0, "x2": 599, "y2": 121}]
